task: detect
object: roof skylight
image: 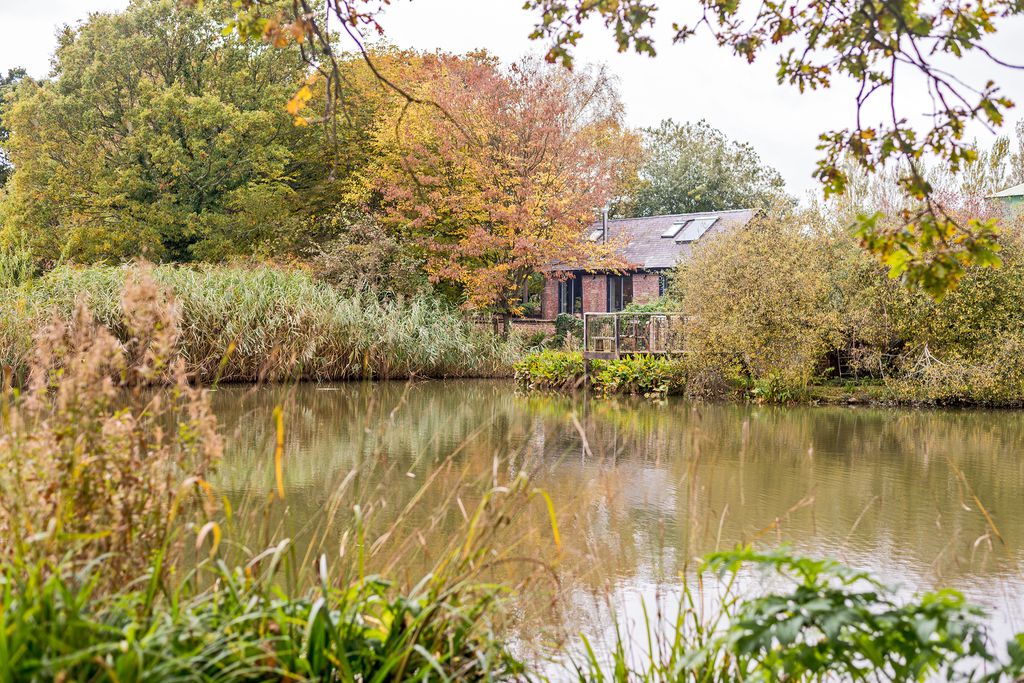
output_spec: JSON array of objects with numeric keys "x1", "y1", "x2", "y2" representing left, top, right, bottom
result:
[
  {"x1": 661, "y1": 222, "x2": 688, "y2": 238},
  {"x1": 675, "y1": 217, "x2": 718, "y2": 243}
]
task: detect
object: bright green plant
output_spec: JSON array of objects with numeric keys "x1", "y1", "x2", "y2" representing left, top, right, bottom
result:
[
  {"x1": 0, "y1": 247, "x2": 34, "y2": 288},
  {"x1": 514, "y1": 349, "x2": 587, "y2": 391},
  {"x1": 515, "y1": 350, "x2": 686, "y2": 397},
  {"x1": 576, "y1": 546, "x2": 1024, "y2": 682}
]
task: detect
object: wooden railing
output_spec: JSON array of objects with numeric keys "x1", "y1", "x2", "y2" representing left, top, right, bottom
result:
[{"x1": 583, "y1": 312, "x2": 686, "y2": 359}]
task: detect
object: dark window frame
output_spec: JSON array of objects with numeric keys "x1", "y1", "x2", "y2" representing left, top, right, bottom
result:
[
  {"x1": 607, "y1": 274, "x2": 633, "y2": 312},
  {"x1": 558, "y1": 275, "x2": 582, "y2": 315}
]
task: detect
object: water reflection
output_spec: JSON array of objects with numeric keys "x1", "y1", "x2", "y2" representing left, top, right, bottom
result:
[{"x1": 210, "y1": 379, "x2": 1024, "y2": 638}]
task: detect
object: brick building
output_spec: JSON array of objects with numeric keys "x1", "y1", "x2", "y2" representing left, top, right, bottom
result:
[{"x1": 540, "y1": 208, "x2": 755, "y2": 318}]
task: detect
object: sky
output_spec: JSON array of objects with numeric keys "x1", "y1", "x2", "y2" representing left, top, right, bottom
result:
[{"x1": 3, "y1": 0, "x2": 1024, "y2": 198}]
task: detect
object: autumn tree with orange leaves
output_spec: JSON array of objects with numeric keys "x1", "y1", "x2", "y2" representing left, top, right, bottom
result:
[{"x1": 362, "y1": 54, "x2": 640, "y2": 315}]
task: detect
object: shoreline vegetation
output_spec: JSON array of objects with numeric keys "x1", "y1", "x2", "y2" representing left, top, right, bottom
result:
[
  {"x1": 0, "y1": 262, "x2": 522, "y2": 384},
  {"x1": 0, "y1": 274, "x2": 1022, "y2": 681}
]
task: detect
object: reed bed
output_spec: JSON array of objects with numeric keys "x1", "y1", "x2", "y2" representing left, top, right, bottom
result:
[{"x1": 0, "y1": 263, "x2": 523, "y2": 383}]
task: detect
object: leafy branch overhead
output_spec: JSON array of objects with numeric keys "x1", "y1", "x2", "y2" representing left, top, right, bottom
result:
[{"x1": 213, "y1": 0, "x2": 1022, "y2": 297}]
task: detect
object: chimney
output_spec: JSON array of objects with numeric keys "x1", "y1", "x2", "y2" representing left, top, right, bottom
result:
[{"x1": 601, "y1": 205, "x2": 609, "y2": 243}]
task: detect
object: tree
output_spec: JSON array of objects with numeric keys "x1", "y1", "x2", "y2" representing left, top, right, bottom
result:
[
  {"x1": 212, "y1": 0, "x2": 1021, "y2": 297},
  {"x1": 363, "y1": 54, "x2": 640, "y2": 314},
  {"x1": 0, "y1": 0, "x2": 347, "y2": 263},
  {"x1": 623, "y1": 119, "x2": 788, "y2": 217},
  {"x1": 0, "y1": 68, "x2": 27, "y2": 188},
  {"x1": 671, "y1": 209, "x2": 839, "y2": 392}
]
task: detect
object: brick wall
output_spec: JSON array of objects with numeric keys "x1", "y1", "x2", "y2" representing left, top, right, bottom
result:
[
  {"x1": 582, "y1": 274, "x2": 607, "y2": 313},
  {"x1": 632, "y1": 272, "x2": 661, "y2": 305},
  {"x1": 541, "y1": 277, "x2": 559, "y2": 319},
  {"x1": 509, "y1": 318, "x2": 556, "y2": 335}
]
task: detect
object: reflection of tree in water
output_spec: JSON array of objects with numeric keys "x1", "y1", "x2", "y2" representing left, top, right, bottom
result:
[{"x1": 210, "y1": 382, "x2": 1024, "y2": 612}]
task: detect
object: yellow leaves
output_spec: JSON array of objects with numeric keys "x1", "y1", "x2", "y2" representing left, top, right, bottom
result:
[
  {"x1": 286, "y1": 85, "x2": 312, "y2": 116},
  {"x1": 286, "y1": 75, "x2": 318, "y2": 125}
]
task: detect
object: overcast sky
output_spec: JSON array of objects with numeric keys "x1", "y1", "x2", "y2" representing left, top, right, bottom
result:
[{"x1": 3, "y1": 0, "x2": 1023, "y2": 198}]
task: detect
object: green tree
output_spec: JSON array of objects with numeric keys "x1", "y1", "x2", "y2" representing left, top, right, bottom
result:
[
  {"x1": 214, "y1": 0, "x2": 1019, "y2": 296},
  {"x1": 624, "y1": 119, "x2": 789, "y2": 217},
  {"x1": 0, "y1": 68, "x2": 27, "y2": 188},
  {"x1": 672, "y1": 209, "x2": 839, "y2": 393},
  {"x1": 1, "y1": 0, "x2": 342, "y2": 263}
]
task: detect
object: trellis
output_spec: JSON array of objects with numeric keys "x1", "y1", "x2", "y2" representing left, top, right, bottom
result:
[{"x1": 583, "y1": 312, "x2": 686, "y2": 360}]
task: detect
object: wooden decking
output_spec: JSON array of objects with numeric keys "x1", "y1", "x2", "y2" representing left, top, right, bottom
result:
[{"x1": 583, "y1": 312, "x2": 686, "y2": 360}]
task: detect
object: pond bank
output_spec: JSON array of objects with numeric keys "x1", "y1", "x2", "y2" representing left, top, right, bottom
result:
[{"x1": 514, "y1": 349, "x2": 1024, "y2": 407}]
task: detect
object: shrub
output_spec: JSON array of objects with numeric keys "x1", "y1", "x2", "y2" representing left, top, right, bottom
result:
[
  {"x1": 579, "y1": 547, "x2": 1024, "y2": 682},
  {"x1": 514, "y1": 350, "x2": 687, "y2": 397},
  {"x1": 591, "y1": 354, "x2": 687, "y2": 397},
  {"x1": 672, "y1": 210, "x2": 838, "y2": 393},
  {"x1": 514, "y1": 349, "x2": 586, "y2": 391}
]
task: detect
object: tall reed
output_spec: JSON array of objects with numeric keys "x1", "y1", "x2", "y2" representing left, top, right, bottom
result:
[{"x1": 0, "y1": 263, "x2": 523, "y2": 383}]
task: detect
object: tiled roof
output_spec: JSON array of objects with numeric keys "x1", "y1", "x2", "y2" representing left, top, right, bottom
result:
[{"x1": 553, "y1": 208, "x2": 756, "y2": 271}]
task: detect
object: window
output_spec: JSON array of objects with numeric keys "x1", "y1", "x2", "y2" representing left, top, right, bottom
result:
[
  {"x1": 662, "y1": 221, "x2": 688, "y2": 238},
  {"x1": 658, "y1": 272, "x2": 669, "y2": 296},
  {"x1": 558, "y1": 277, "x2": 582, "y2": 315},
  {"x1": 608, "y1": 274, "x2": 633, "y2": 312},
  {"x1": 675, "y1": 217, "x2": 718, "y2": 243}
]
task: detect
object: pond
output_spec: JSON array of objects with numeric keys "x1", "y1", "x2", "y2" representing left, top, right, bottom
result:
[{"x1": 209, "y1": 379, "x2": 1024, "y2": 660}]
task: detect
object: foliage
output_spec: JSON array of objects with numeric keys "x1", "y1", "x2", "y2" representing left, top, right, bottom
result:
[
  {"x1": 364, "y1": 53, "x2": 640, "y2": 314},
  {"x1": 578, "y1": 546, "x2": 1024, "y2": 682},
  {"x1": 0, "y1": 267, "x2": 221, "y2": 587},
  {"x1": 621, "y1": 119, "x2": 790, "y2": 217},
  {"x1": 553, "y1": 313, "x2": 584, "y2": 347},
  {"x1": 307, "y1": 208, "x2": 430, "y2": 297},
  {"x1": 521, "y1": 0, "x2": 1017, "y2": 296},
  {"x1": 514, "y1": 350, "x2": 686, "y2": 397},
  {"x1": 0, "y1": 68, "x2": 26, "y2": 187},
  {"x1": 672, "y1": 210, "x2": 839, "y2": 395},
  {"x1": 0, "y1": 247, "x2": 34, "y2": 288},
  {"x1": 0, "y1": 263, "x2": 524, "y2": 383},
  {"x1": 590, "y1": 354, "x2": 688, "y2": 397},
  {"x1": 0, "y1": 555, "x2": 522, "y2": 682},
  {"x1": 0, "y1": 0, "x2": 341, "y2": 263},
  {"x1": 708, "y1": 548, "x2": 1004, "y2": 682},
  {"x1": 514, "y1": 349, "x2": 587, "y2": 391},
  {"x1": 622, "y1": 298, "x2": 670, "y2": 314}
]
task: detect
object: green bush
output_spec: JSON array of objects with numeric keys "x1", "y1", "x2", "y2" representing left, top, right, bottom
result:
[
  {"x1": 514, "y1": 349, "x2": 586, "y2": 391},
  {"x1": 514, "y1": 350, "x2": 687, "y2": 397},
  {"x1": 580, "y1": 546, "x2": 1024, "y2": 682},
  {"x1": 591, "y1": 354, "x2": 687, "y2": 397}
]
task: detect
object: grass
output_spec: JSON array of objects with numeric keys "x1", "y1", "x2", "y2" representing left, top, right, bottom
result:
[{"x1": 0, "y1": 262, "x2": 523, "y2": 384}]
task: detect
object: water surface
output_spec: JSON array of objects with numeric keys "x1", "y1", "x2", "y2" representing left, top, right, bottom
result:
[{"x1": 211, "y1": 380, "x2": 1024, "y2": 650}]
